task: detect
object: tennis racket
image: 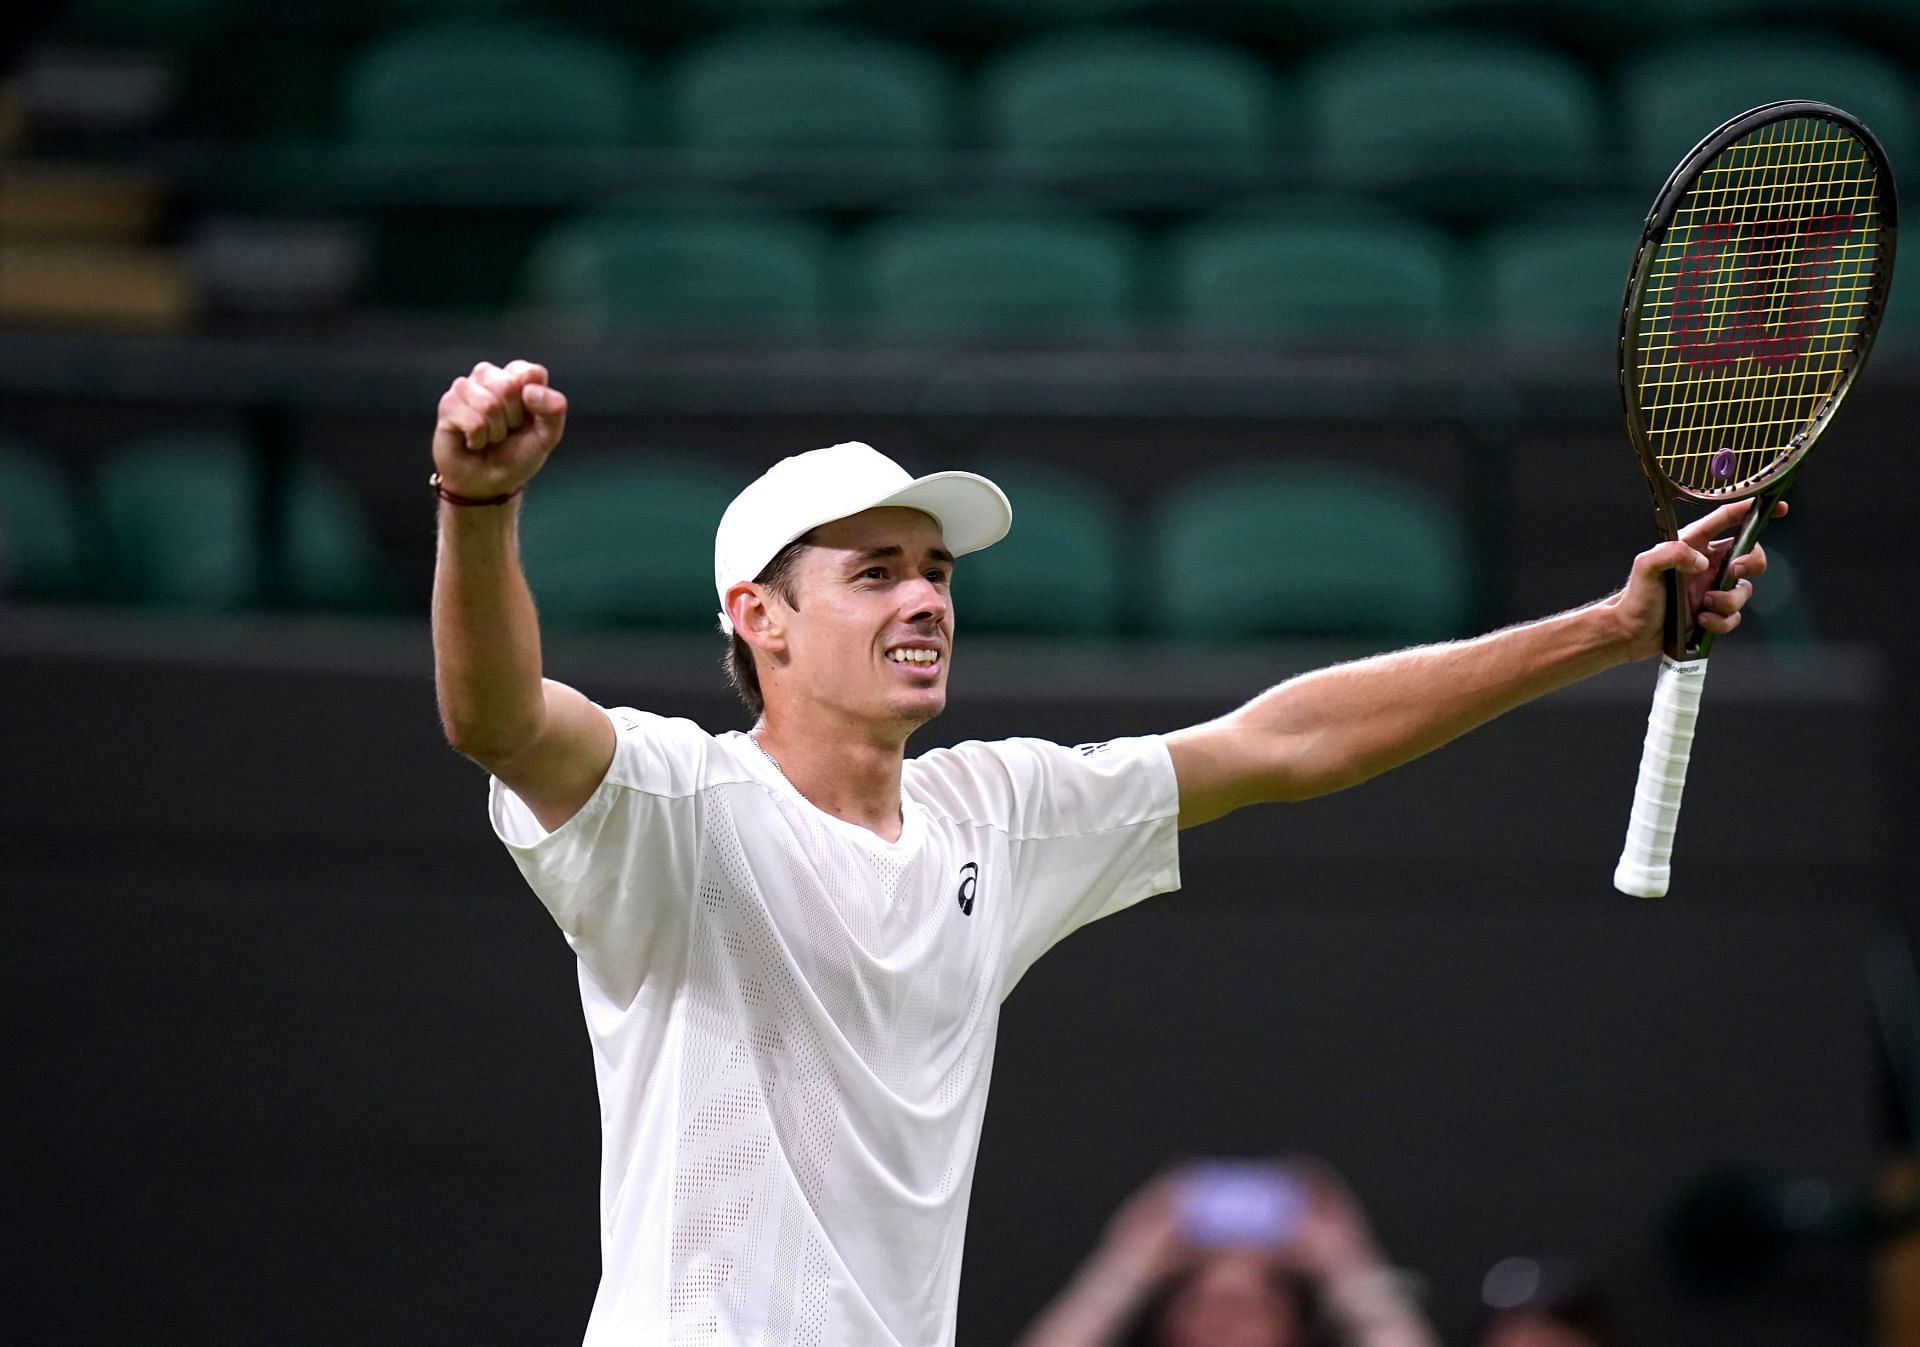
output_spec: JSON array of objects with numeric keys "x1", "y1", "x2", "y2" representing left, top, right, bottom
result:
[{"x1": 1613, "y1": 101, "x2": 1897, "y2": 898}]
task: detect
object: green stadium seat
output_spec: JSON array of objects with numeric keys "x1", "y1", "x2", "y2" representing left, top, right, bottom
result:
[
  {"x1": 850, "y1": 212, "x2": 1140, "y2": 339},
  {"x1": 669, "y1": 27, "x2": 952, "y2": 171},
  {"x1": 283, "y1": 469, "x2": 393, "y2": 612},
  {"x1": 524, "y1": 210, "x2": 832, "y2": 335},
  {"x1": 1147, "y1": 461, "x2": 1471, "y2": 641},
  {"x1": 1620, "y1": 33, "x2": 1914, "y2": 188},
  {"x1": 1170, "y1": 206, "x2": 1458, "y2": 342},
  {"x1": 341, "y1": 22, "x2": 646, "y2": 147},
  {"x1": 977, "y1": 30, "x2": 1277, "y2": 182},
  {"x1": 94, "y1": 436, "x2": 391, "y2": 611},
  {"x1": 1479, "y1": 203, "x2": 1644, "y2": 347},
  {"x1": 1300, "y1": 32, "x2": 1602, "y2": 215},
  {"x1": 954, "y1": 459, "x2": 1125, "y2": 635},
  {"x1": 517, "y1": 454, "x2": 742, "y2": 630},
  {"x1": 0, "y1": 440, "x2": 89, "y2": 600},
  {"x1": 850, "y1": 211, "x2": 1140, "y2": 336}
]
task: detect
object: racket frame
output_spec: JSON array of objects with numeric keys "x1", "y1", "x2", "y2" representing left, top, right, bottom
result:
[{"x1": 1616, "y1": 99, "x2": 1898, "y2": 660}]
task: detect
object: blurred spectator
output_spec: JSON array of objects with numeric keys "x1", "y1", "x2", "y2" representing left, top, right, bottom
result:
[
  {"x1": 1472, "y1": 1257, "x2": 1627, "y2": 1347},
  {"x1": 1016, "y1": 1158, "x2": 1438, "y2": 1347}
]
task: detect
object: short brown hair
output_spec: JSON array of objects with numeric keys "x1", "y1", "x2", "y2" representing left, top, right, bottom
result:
[{"x1": 723, "y1": 535, "x2": 812, "y2": 720}]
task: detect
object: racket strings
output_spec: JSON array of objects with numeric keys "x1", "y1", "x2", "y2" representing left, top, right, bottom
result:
[
  {"x1": 1694, "y1": 121, "x2": 1839, "y2": 486},
  {"x1": 1630, "y1": 114, "x2": 1886, "y2": 495},
  {"x1": 1751, "y1": 121, "x2": 1847, "y2": 483},
  {"x1": 1729, "y1": 116, "x2": 1810, "y2": 485},
  {"x1": 1648, "y1": 119, "x2": 1876, "y2": 487}
]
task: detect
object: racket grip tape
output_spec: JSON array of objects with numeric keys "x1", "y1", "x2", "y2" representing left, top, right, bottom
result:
[{"x1": 1613, "y1": 655, "x2": 1709, "y2": 898}]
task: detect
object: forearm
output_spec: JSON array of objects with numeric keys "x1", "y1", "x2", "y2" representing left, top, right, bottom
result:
[
  {"x1": 1236, "y1": 598, "x2": 1635, "y2": 802},
  {"x1": 1321, "y1": 1267, "x2": 1441, "y2": 1347},
  {"x1": 431, "y1": 499, "x2": 547, "y2": 758}
]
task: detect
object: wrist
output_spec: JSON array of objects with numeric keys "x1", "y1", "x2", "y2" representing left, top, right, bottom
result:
[
  {"x1": 431, "y1": 472, "x2": 525, "y2": 507},
  {"x1": 435, "y1": 487, "x2": 522, "y2": 565},
  {"x1": 1579, "y1": 592, "x2": 1648, "y2": 667}
]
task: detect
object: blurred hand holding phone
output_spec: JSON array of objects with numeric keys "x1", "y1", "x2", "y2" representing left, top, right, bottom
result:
[{"x1": 1025, "y1": 1156, "x2": 1435, "y2": 1347}]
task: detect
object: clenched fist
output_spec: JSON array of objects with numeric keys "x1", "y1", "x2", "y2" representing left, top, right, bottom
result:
[{"x1": 432, "y1": 359, "x2": 568, "y2": 502}]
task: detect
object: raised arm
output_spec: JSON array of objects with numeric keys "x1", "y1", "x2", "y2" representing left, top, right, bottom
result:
[
  {"x1": 1167, "y1": 499, "x2": 1779, "y2": 828},
  {"x1": 431, "y1": 359, "x2": 614, "y2": 832}
]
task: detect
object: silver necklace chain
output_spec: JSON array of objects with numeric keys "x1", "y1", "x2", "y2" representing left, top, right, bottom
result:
[{"x1": 747, "y1": 730, "x2": 801, "y2": 795}]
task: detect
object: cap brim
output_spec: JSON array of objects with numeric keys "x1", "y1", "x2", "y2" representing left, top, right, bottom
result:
[
  {"x1": 714, "y1": 465, "x2": 1012, "y2": 635},
  {"x1": 861, "y1": 470, "x2": 1012, "y2": 558}
]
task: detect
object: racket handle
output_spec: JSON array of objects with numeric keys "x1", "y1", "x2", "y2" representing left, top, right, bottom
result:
[{"x1": 1613, "y1": 655, "x2": 1710, "y2": 898}]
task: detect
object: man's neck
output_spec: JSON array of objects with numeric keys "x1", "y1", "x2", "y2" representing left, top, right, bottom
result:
[{"x1": 751, "y1": 712, "x2": 911, "y2": 842}]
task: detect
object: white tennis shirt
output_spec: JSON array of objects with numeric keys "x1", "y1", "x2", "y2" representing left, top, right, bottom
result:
[{"x1": 488, "y1": 709, "x2": 1181, "y2": 1346}]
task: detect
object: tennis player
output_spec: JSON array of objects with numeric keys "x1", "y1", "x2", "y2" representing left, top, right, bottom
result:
[{"x1": 431, "y1": 359, "x2": 1770, "y2": 1347}]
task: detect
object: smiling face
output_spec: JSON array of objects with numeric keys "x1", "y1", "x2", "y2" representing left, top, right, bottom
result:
[{"x1": 753, "y1": 506, "x2": 956, "y2": 739}]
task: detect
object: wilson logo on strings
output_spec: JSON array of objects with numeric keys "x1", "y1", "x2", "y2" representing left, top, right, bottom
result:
[{"x1": 1670, "y1": 213, "x2": 1856, "y2": 367}]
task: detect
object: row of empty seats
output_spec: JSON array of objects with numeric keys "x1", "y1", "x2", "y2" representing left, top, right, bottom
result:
[
  {"x1": 521, "y1": 202, "x2": 1645, "y2": 340},
  {"x1": 0, "y1": 437, "x2": 392, "y2": 611},
  {"x1": 312, "y1": 25, "x2": 1918, "y2": 196},
  {"x1": 26, "y1": 9, "x2": 1915, "y2": 324},
  {"x1": 173, "y1": 20, "x2": 1917, "y2": 317},
  {"x1": 0, "y1": 438, "x2": 1473, "y2": 641},
  {"x1": 26, "y1": 17, "x2": 1883, "y2": 203}
]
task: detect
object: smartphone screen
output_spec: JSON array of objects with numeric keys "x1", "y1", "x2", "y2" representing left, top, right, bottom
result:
[{"x1": 1178, "y1": 1163, "x2": 1306, "y2": 1249}]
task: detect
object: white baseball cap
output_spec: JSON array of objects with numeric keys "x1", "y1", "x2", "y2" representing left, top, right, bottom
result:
[{"x1": 714, "y1": 441, "x2": 1012, "y2": 634}]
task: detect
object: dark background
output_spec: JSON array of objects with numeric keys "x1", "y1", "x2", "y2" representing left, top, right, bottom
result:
[{"x1": 0, "y1": 589, "x2": 1898, "y2": 1345}]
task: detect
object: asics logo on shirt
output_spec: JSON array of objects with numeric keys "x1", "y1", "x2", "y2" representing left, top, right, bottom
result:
[{"x1": 956, "y1": 861, "x2": 979, "y2": 916}]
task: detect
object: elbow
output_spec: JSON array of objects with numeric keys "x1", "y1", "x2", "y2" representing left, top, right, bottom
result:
[
  {"x1": 441, "y1": 717, "x2": 481, "y2": 759},
  {"x1": 440, "y1": 711, "x2": 538, "y2": 770},
  {"x1": 440, "y1": 717, "x2": 492, "y2": 763}
]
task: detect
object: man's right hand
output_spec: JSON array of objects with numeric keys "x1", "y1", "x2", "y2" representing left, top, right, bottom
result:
[{"x1": 433, "y1": 359, "x2": 568, "y2": 501}]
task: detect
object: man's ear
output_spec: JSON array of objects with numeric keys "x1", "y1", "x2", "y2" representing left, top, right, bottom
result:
[{"x1": 726, "y1": 582, "x2": 788, "y2": 654}]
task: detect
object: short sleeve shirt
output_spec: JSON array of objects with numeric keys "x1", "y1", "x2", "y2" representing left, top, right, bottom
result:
[{"x1": 488, "y1": 710, "x2": 1181, "y2": 1347}]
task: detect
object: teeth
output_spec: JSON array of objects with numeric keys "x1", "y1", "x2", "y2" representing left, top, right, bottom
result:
[{"x1": 887, "y1": 648, "x2": 938, "y2": 664}]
